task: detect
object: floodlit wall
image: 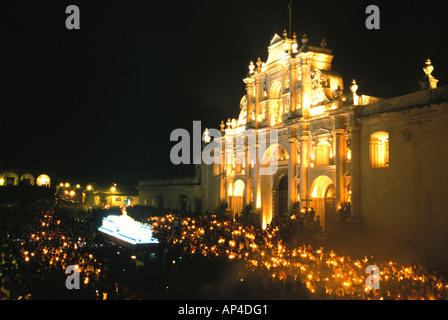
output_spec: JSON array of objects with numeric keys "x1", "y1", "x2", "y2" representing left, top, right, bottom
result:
[{"x1": 358, "y1": 88, "x2": 448, "y2": 263}]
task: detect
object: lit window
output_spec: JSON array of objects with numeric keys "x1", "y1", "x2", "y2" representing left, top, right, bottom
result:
[{"x1": 370, "y1": 131, "x2": 389, "y2": 168}]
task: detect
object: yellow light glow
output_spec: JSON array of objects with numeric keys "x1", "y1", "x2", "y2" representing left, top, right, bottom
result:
[
  {"x1": 87, "y1": 185, "x2": 92, "y2": 191},
  {"x1": 36, "y1": 174, "x2": 51, "y2": 187},
  {"x1": 233, "y1": 180, "x2": 245, "y2": 197},
  {"x1": 60, "y1": 183, "x2": 64, "y2": 187},
  {"x1": 69, "y1": 190, "x2": 75, "y2": 196},
  {"x1": 347, "y1": 149, "x2": 351, "y2": 160},
  {"x1": 310, "y1": 106, "x2": 325, "y2": 117},
  {"x1": 371, "y1": 131, "x2": 389, "y2": 142},
  {"x1": 111, "y1": 186, "x2": 116, "y2": 192},
  {"x1": 76, "y1": 184, "x2": 81, "y2": 189},
  {"x1": 256, "y1": 190, "x2": 261, "y2": 209},
  {"x1": 0, "y1": 178, "x2": 4, "y2": 186},
  {"x1": 65, "y1": 183, "x2": 70, "y2": 188}
]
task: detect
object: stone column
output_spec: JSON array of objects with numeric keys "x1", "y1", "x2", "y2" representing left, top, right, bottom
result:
[
  {"x1": 243, "y1": 77, "x2": 255, "y2": 125},
  {"x1": 219, "y1": 137, "x2": 226, "y2": 203},
  {"x1": 289, "y1": 58, "x2": 297, "y2": 114},
  {"x1": 299, "y1": 121, "x2": 310, "y2": 208},
  {"x1": 224, "y1": 136, "x2": 233, "y2": 209},
  {"x1": 334, "y1": 127, "x2": 346, "y2": 210},
  {"x1": 255, "y1": 74, "x2": 261, "y2": 128},
  {"x1": 252, "y1": 142, "x2": 260, "y2": 212},
  {"x1": 347, "y1": 125, "x2": 361, "y2": 223},
  {"x1": 244, "y1": 142, "x2": 251, "y2": 206},
  {"x1": 300, "y1": 53, "x2": 312, "y2": 119},
  {"x1": 288, "y1": 137, "x2": 298, "y2": 210}
]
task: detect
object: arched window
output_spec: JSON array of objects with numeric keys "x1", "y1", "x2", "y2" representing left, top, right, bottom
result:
[
  {"x1": 36, "y1": 174, "x2": 51, "y2": 187},
  {"x1": 233, "y1": 180, "x2": 245, "y2": 197},
  {"x1": 370, "y1": 131, "x2": 389, "y2": 168},
  {"x1": 20, "y1": 174, "x2": 35, "y2": 186}
]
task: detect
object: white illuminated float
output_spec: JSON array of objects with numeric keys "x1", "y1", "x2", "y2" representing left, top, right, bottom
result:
[{"x1": 98, "y1": 207, "x2": 159, "y2": 246}]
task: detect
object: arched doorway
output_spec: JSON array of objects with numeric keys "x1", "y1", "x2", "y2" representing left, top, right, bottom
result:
[
  {"x1": 272, "y1": 173, "x2": 289, "y2": 219},
  {"x1": 36, "y1": 174, "x2": 51, "y2": 187},
  {"x1": 3, "y1": 173, "x2": 19, "y2": 186},
  {"x1": 277, "y1": 175, "x2": 288, "y2": 217},
  {"x1": 260, "y1": 144, "x2": 290, "y2": 229},
  {"x1": 20, "y1": 173, "x2": 35, "y2": 186},
  {"x1": 231, "y1": 179, "x2": 245, "y2": 220},
  {"x1": 310, "y1": 175, "x2": 335, "y2": 231}
]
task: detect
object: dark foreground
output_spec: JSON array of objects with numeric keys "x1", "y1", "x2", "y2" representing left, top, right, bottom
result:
[{"x1": 1, "y1": 203, "x2": 448, "y2": 300}]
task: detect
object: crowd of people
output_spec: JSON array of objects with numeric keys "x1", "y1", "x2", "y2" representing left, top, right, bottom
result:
[
  {"x1": 0, "y1": 203, "x2": 157, "y2": 300},
  {"x1": 1, "y1": 201, "x2": 448, "y2": 300},
  {"x1": 151, "y1": 213, "x2": 448, "y2": 300}
]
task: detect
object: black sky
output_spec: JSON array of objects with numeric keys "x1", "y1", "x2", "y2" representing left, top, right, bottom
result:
[{"x1": 2, "y1": 0, "x2": 447, "y2": 185}]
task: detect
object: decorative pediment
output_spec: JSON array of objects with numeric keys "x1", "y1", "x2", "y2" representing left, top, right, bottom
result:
[
  {"x1": 265, "y1": 34, "x2": 289, "y2": 65},
  {"x1": 270, "y1": 34, "x2": 283, "y2": 45},
  {"x1": 312, "y1": 128, "x2": 332, "y2": 138}
]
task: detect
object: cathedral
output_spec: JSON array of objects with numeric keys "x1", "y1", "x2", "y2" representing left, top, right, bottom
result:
[{"x1": 138, "y1": 31, "x2": 448, "y2": 259}]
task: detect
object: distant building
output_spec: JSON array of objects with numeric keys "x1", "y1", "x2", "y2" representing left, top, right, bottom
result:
[
  {"x1": 91, "y1": 185, "x2": 139, "y2": 207},
  {"x1": 56, "y1": 183, "x2": 139, "y2": 208},
  {"x1": 0, "y1": 169, "x2": 52, "y2": 187},
  {"x1": 137, "y1": 166, "x2": 203, "y2": 214}
]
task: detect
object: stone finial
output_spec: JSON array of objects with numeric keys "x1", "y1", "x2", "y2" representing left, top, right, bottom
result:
[
  {"x1": 256, "y1": 57, "x2": 262, "y2": 72},
  {"x1": 203, "y1": 128, "x2": 210, "y2": 143},
  {"x1": 321, "y1": 37, "x2": 327, "y2": 49},
  {"x1": 300, "y1": 33, "x2": 309, "y2": 52},
  {"x1": 249, "y1": 61, "x2": 255, "y2": 74},
  {"x1": 350, "y1": 79, "x2": 358, "y2": 94},
  {"x1": 301, "y1": 33, "x2": 309, "y2": 45},
  {"x1": 420, "y1": 58, "x2": 439, "y2": 90},
  {"x1": 291, "y1": 32, "x2": 298, "y2": 53},
  {"x1": 220, "y1": 120, "x2": 225, "y2": 132},
  {"x1": 423, "y1": 59, "x2": 434, "y2": 77}
]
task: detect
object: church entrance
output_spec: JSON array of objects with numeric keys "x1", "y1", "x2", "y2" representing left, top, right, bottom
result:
[
  {"x1": 231, "y1": 180, "x2": 245, "y2": 220},
  {"x1": 278, "y1": 175, "x2": 288, "y2": 217},
  {"x1": 310, "y1": 175, "x2": 335, "y2": 232},
  {"x1": 273, "y1": 174, "x2": 288, "y2": 218},
  {"x1": 324, "y1": 184, "x2": 336, "y2": 222}
]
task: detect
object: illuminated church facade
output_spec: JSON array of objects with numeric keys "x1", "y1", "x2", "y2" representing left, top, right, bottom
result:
[
  {"x1": 201, "y1": 32, "x2": 369, "y2": 231},
  {"x1": 139, "y1": 32, "x2": 448, "y2": 256}
]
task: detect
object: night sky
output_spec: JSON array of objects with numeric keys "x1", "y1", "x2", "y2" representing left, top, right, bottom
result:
[{"x1": 2, "y1": 0, "x2": 447, "y2": 186}]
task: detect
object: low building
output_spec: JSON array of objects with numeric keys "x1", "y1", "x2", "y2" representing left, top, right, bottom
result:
[
  {"x1": 138, "y1": 166, "x2": 203, "y2": 214},
  {"x1": 0, "y1": 169, "x2": 52, "y2": 187},
  {"x1": 91, "y1": 185, "x2": 139, "y2": 207}
]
